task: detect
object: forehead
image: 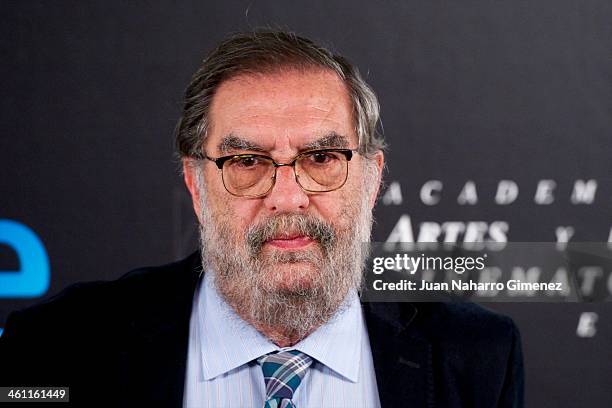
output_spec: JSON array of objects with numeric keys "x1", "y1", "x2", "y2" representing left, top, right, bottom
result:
[{"x1": 206, "y1": 69, "x2": 357, "y2": 153}]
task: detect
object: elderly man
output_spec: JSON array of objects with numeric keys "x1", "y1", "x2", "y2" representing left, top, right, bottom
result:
[{"x1": 0, "y1": 31, "x2": 523, "y2": 407}]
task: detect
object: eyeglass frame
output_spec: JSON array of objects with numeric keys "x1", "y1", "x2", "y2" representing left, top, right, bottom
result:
[{"x1": 193, "y1": 148, "x2": 360, "y2": 198}]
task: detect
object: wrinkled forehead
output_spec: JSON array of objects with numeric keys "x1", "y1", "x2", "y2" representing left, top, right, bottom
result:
[{"x1": 205, "y1": 70, "x2": 358, "y2": 155}]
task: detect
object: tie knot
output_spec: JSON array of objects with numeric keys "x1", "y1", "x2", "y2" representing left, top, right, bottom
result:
[{"x1": 258, "y1": 350, "x2": 313, "y2": 403}]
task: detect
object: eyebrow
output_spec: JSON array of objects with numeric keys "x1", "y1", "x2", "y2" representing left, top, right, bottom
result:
[
  {"x1": 218, "y1": 135, "x2": 267, "y2": 154},
  {"x1": 217, "y1": 132, "x2": 351, "y2": 155},
  {"x1": 303, "y1": 132, "x2": 350, "y2": 150}
]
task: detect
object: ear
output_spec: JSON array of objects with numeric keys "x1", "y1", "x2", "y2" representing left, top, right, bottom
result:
[
  {"x1": 368, "y1": 151, "x2": 385, "y2": 209},
  {"x1": 182, "y1": 159, "x2": 204, "y2": 224}
]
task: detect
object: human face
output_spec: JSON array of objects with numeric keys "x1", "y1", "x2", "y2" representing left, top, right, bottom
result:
[
  {"x1": 205, "y1": 69, "x2": 363, "y2": 232},
  {"x1": 183, "y1": 69, "x2": 383, "y2": 336}
]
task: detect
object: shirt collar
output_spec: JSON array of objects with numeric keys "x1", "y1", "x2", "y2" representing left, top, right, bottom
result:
[
  {"x1": 197, "y1": 270, "x2": 363, "y2": 383},
  {"x1": 291, "y1": 289, "x2": 363, "y2": 382}
]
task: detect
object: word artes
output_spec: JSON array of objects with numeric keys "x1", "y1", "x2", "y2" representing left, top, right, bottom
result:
[
  {"x1": 382, "y1": 179, "x2": 598, "y2": 206},
  {"x1": 385, "y1": 215, "x2": 508, "y2": 244}
]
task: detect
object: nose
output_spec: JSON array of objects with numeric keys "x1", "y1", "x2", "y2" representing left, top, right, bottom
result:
[{"x1": 262, "y1": 165, "x2": 309, "y2": 213}]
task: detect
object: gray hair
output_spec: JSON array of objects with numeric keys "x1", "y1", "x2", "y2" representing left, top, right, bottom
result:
[{"x1": 175, "y1": 30, "x2": 385, "y2": 159}]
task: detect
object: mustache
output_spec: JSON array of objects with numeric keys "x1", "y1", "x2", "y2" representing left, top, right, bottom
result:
[{"x1": 245, "y1": 214, "x2": 336, "y2": 256}]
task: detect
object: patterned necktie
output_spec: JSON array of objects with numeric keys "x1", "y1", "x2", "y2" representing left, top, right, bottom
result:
[{"x1": 257, "y1": 350, "x2": 313, "y2": 408}]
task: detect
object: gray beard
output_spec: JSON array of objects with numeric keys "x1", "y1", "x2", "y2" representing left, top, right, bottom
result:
[{"x1": 196, "y1": 175, "x2": 374, "y2": 341}]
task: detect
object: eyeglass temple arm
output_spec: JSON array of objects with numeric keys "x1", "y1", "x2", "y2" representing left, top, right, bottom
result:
[{"x1": 192, "y1": 153, "x2": 225, "y2": 169}]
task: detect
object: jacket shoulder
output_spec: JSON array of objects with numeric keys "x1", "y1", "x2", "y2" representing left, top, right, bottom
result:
[
  {"x1": 1, "y1": 252, "x2": 201, "y2": 343},
  {"x1": 0, "y1": 252, "x2": 201, "y2": 391}
]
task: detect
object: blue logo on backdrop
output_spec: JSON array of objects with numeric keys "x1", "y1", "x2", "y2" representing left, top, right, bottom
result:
[{"x1": 0, "y1": 219, "x2": 50, "y2": 298}]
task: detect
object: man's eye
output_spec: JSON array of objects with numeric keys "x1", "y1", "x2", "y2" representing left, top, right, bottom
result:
[
  {"x1": 234, "y1": 156, "x2": 261, "y2": 168},
  {"x1": 307, "y1": 152, "x2": 336, "y2": 164}
]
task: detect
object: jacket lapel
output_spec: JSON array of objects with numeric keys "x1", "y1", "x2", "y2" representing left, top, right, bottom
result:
[
  {"x1": 120, "y1": 253, "x2": 202, "y2": 407},
  {"x1": 363, "y1": 302, "x2": 433, "y2": 407}
]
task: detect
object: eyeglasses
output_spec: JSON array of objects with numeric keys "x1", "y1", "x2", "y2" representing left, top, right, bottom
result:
[{"x1": 197, "y1": 148, "x2": 358, "y2": 198}]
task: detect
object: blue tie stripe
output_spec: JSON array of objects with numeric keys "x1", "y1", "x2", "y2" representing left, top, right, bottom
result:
[{"x1": 258, "y1": 350, "x2": 313, "y2": 407}]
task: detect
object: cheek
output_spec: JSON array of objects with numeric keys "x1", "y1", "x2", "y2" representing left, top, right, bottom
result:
[
  {"x1": 204, "y1": 168, "x2": 226, "y2": 194},
  {"x1": 311, "y1": 190, "x2": 355, "y2": 227},
  {"x1": 230, "y1": 200, "x2": 262, "y2": 231},
  {"x1": 203, "y1": 168, "x2": 237, "y2": 208},
  {"x1": 332, "y1": 175, "x2": 367, "y2": 224},
  {"x1": 202, "y1": 171, "x2": 266, "y2": 232}
]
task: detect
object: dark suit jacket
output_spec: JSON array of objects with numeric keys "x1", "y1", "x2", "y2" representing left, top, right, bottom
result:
[{"x1": 0, "y1": 252, "x2": 524, "y2": 407}]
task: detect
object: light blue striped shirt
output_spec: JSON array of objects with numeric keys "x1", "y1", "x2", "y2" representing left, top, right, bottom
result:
[{"x1": 183, "y1": 271, "x2": 381, "y2": 408}]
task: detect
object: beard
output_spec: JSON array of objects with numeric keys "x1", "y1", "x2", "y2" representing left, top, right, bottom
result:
[{"x1": 196, "y1": 163, "x2": 376, "y2": 341}]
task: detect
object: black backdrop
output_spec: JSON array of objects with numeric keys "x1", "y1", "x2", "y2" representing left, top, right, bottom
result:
[{"x1": 1, "y1": 1, "x2": 611, "y2": 406}]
